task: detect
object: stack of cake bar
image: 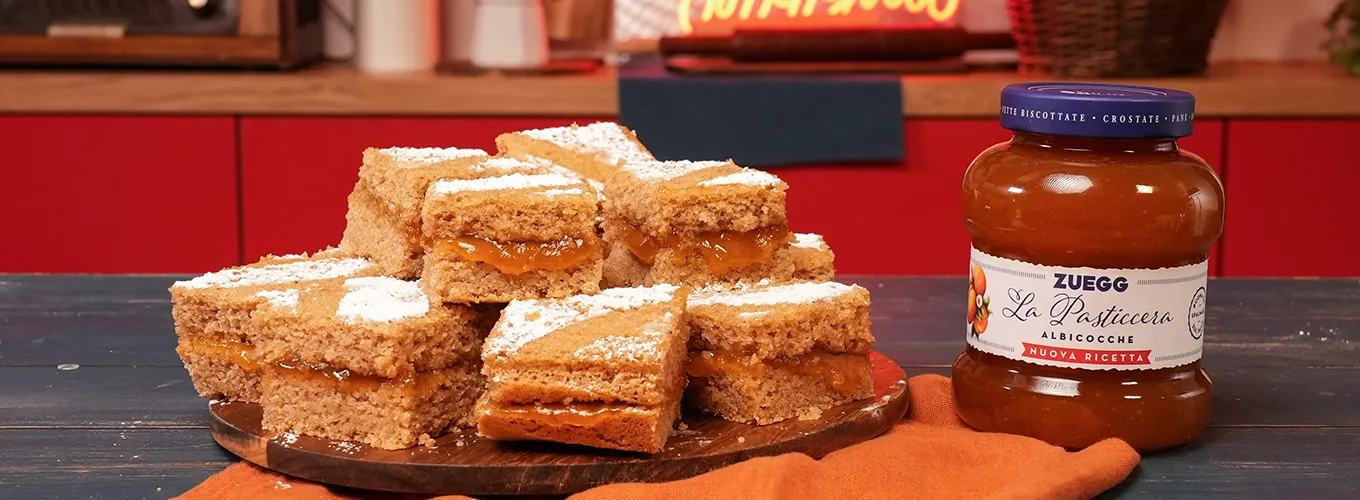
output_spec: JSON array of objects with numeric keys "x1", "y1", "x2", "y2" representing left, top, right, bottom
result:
[{"x1": 171, "y1": 122, "x2": 874, "y2": 453}]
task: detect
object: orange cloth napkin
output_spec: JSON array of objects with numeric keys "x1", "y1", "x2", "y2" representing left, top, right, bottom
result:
[{"x1": 178, "y1": 375, "x2": 1139, "y2": 500}]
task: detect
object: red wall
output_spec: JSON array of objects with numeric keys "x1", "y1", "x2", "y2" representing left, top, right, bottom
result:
[
  {"x1": 0, "y1": 116, "x2": 239, "y2": 273},
  {"x1": 1223, "y1": 120, "x2": 1360, "y2": 277},
  {"x1": 0, "y1": 115, "x2": 1349, "y2": 277}
]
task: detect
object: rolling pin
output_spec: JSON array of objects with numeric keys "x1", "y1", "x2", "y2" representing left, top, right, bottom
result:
[{"x1": 658, "y1": 26, "x2": 1015, "y2": 62}]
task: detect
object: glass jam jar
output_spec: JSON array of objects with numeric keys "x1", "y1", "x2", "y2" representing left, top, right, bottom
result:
[{"x1": 952, "y1": 83, "x2": 1226, "y2": 452}]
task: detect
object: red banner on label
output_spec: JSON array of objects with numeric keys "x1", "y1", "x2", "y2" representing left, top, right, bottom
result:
[{"x1": 1021, "y1": 343, "x2": 1152, "y2": 366}]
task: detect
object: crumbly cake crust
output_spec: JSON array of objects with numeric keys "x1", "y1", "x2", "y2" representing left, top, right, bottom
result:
[
  {"x1": 347, "y1": 150, "x2": 553, "y2": 277},
  {"x1": 169, "y1": 251, "x2": 380, "y2": 344},
  {"x1": 600, "y1": 239, "x2": 822, "y2": 289},
  {"x1": 422, "y1": 171, "x2": 598, "y2": 242},
  {"x1": 683, "y1": 280, "x2": 874, "y2": 425},
  {"x1": 485, "y1": 306, "x2": 690, "y2": 407},
  {"x1": 687, "y1": 281, "x2": 874, "y2": 358},
  {"x1": 604, "y1": 160, "x2": 788, "y2": 236},
  {"x1": 685, "y1": 363, "x2": 873, "y2": 425},
  {"x1": 339, "y1": 181, "x2": 423, "y2": 278},
  {"x1": 475, "y1": 397, "x2": 681, "y2": 454},
  {"x1": 476, "y1": 285, "x2": 690, "y2": 453},
  {"x1": 420, "y1": 250, "x2": 604, "y2": 304},
  {"x1": 496, "y1": 122, "x2": 653, "y2": 182},
  {"x1": 176, "y1": 263, "x2": 494, "y2": 450},
  {"x1": 261, "y1": 364, "x2": 484, "y2": 450},
  {"x1": 250, "y1": 276, "x2": 490, "y2": 378},
  {"x1": 601, "y1": 241, "x2": 649, "y2": 289},
  {"x1": 170, "y1": 251, "x2": 381, "y2": 404},
  {"x1": 177, "y1": 341, "x2": 261, "y2": 402},
  {"x1": 645, "y1": 244, "x2": 798, "y2": 287},
  {"x1": 788, "y1": 233, "x2": 836, "y2": 282},
  {"x1": 357, "y1": 147, "x2": 493, "y2": 224},
  {"x1": 417, "y1": 165, "x2": 605, "y2": 303},
  {"x1": 482, "y1": 285, "x2": 686, "y2": 374}
]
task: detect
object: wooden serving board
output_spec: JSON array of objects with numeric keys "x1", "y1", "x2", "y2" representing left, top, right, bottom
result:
[{"x1": 209, "y1": 352, "x2": 910, "y2": 496}]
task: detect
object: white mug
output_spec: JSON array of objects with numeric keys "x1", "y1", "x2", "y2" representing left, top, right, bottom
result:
[
  {"x1": 355, "y1": 0, "x2": 440, "y2": 73},
  {"x1": 470, "y1": 0, "x2": 550, "y2": 69}
]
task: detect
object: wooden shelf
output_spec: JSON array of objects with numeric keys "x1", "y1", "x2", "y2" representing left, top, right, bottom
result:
[
  {"x1": 905, "y1": 63, "x2": 1360, "y2": 118},
  {"x1": 0, "y1": 62, "x2": 1357, "y2": 117}
]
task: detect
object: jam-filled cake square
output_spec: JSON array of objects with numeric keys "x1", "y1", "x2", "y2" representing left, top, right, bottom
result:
[
  {"x1": 255, "y1": 276, "x2": 489, "y2": 450},
  {"x1": 685, "y1": 280, "x2": 874, "y2": 425},
  {"x1": 476, "y1": 285, "x2": 691, "y2": 453},
  {"x1": 420, "y1": 167, "x2": 604, "y2": 303},
  {"x1": 341, "y1": 179, "x2": 421, "y2": 277},
  {"x1": 600, "y1": 160, "x2": 795, "y2": 287},
  {"x1": 169, "y1": 249, "x2": 379, "y2": 403},
  {"x1": 496, "y1": 122, "x2": 654, "y2": 182},
  {"x1": 341, "y1": 147, "x2": 553, "y2": 278}
]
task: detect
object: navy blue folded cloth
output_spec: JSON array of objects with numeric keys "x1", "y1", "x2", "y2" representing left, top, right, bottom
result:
[{"x1": 617, "y1": 59, "x2": 904, "y2": 167}]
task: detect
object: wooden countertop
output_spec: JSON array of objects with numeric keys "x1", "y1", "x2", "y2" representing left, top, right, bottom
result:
[{"x1": 0, "y1": 62, "x2": 1357, "y2": 117}]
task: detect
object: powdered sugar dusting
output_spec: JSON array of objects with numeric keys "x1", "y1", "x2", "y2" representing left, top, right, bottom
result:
[
  {"x1": 381, "y1": 147, "x2": 487, "y2": 165},
  {"x1": 623, "y1": 160, "x2": 730, "y2": 182},
  {"x1": 256, "y1": 289, "x2": 300, "y2": 311},
  {"x1": 792, "y1": 233, "x2": 828, "y2": 250},
  {"x1": 472, "y1": 157, "x2": 553, "y2": 174},
  {"x1": 689, "y1": 281, "x2": 856, "y2": 307},
  {"x1": 519, "y1": 122, "x2": 653, "y2": 164},
  {"x1": 541, "y1": 162, "x2": 583, "y2": 178},
  {"x1": 540, "y1": 188, "x2": 585, "y2": 196},
  {"x1": 537, "y1": 159, "x2": 605, "y2": 198},
  {"x1": 572, "y1": 312, "x2": 675, "y2": 362},
  {"x1": 430, "y1": 173, "x2": 581, "y2": 195},
  {"x1": 697, "y1": 169, "x2": 782, "y2": 188},
  {"x1": 174, "y1": 258, "x2": 374, "y2": 290},
  {"x1": 486, "y1": 285, "x2": 680, "y2": 358},
  {"x1": 335, "y1": 277, "x2": 429, "y2": 324}
]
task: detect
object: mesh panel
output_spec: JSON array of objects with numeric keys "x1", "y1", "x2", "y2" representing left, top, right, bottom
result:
[{"x1": 615, "y1": 0, "x2": 686, "y2": 41}]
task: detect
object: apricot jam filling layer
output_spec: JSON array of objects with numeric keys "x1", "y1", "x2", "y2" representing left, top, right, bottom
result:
[
  {"x1": 182, "y1": 338, "x2": 261, "y2": 372},
  {"x1": 479, "y1": 402, "x2": 644, "y2": 428},
  {"x1": 613, "y1": 219, "x2": 791, "y2": 273},
  {"x1": 431, "y1": 234, "x2": 598, "y2": 275},
  {"x1": 686, "y1": 351, "x2": 870, "y2": 394},
  {"x1": 267, "y1": 360, "x2": 443, "y2": 395}
]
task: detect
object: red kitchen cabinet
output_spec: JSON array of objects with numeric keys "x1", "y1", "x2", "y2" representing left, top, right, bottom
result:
[
  {"x1": 1223, "y1": 120, "x2": 1360, "y2": 277},
  {"x1": 0, "y1": 116, "x2": 238, "y2": 273},
  {"x1": 778, "y1": 119, "x2": 1226, "y2": 276},
  {"x1": 1181, "y1": 122, "x2": 1226, "y2": 279},
  {"x1": 239, "y1": 117, "x2": 608, "y2": 261}
]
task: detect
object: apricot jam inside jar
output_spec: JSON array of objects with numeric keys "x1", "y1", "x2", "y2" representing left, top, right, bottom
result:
[{"x1": 952, "y1": 83, "x2": 1225, "y2": 452}]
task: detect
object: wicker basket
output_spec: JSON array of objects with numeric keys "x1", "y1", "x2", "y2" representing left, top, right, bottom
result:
[{"x1": 1007, "y1": 0, "x2": 1230, "y2": 78}]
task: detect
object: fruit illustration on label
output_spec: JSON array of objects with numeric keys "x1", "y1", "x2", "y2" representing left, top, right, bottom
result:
[{"x1": 968, "y1": 263, "x2": 992, "y2": 335}]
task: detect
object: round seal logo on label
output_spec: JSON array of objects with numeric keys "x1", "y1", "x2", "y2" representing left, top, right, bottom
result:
[{"x1": 1188, "y1": 287, "x2": 1207, "y2": 340}]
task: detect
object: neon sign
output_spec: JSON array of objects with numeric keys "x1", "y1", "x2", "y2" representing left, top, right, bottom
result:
[{"x1": 678, "y1": 0, "x2": 961, "y2": 35}]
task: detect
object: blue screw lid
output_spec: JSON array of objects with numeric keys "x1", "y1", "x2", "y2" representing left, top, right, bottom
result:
[{"x1": 999, "y1": 83, "x2": 1196, "y2": 138}]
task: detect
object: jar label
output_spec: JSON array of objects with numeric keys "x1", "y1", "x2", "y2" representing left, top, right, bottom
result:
[{"x1": 965, "y1": 247, "x2": 1208, "y2": 371}]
